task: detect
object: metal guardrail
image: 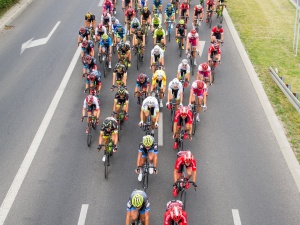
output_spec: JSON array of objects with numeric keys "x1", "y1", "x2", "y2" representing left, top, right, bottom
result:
[{"x1": 269, "y1": 66, "x2": 300, "y2": 113}]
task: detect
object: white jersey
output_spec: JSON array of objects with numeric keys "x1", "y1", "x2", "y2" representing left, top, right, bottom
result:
[
  {"x1": 101, "y1": 13, "x2": 112, "y2": 24},
  {"x1": 111, "y1": 19, "x2": 120, "y2": 31},
  {"x1": 151, "y1": 46, "x2": 164, "y2": 57},
  {"x1": 198, "y1": 64, "x2": 211, "y2": 72},
  {"x1": 95, "y1": 26, "x2": 107, "y2": 35},
  {"x1": 187, "y1": 32, "x2": 199, "y2": 40},
  {"x1": 191, "y1": 81, "x2": 208, "y2": 91},
  {"x1": 168, "y1": 81, "x2": 183, "y2": 92},
  {"x1": 141, "y1": 96, "x2": 159, "y2": 112},
  {"x1": 83, "y1": 96, "x2": 100, "y2": 109},
  {"x1": 177, "y1": 63, "x2": 191, "y2": 73}
]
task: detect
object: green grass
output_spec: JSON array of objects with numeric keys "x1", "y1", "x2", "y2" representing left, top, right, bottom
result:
[
  {"x1": 0, "y1": 0, "x2": 19, "y2": 18},
  {"x1": 227, "y1": 0, "x2": 300, "y2": 161}
]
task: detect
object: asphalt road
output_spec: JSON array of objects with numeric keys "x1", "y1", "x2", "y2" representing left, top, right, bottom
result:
[{"x1": 0, "y1": 0, "x2": 300, "y2": 224}]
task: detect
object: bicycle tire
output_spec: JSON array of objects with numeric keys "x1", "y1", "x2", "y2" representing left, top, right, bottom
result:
[
  {"x1": 209, "y1": 15, "x2": 212, "y2": 28},
  {"x1": 179, "y1": 38, "x2": 182, "y2": 57},
  {"x1": 168, "y1": 26, "x2": 171, "y2": 42},
  {"x1": 181, "y1": 137, "x2": 184, "y2": 151},
  {"x1": 104, "y1": 152, "x2": 109, "y2": 179},
  {"x1": 117, "y1": 119, "x2": 121, "y2": 141},
  {"x1": 87, "y1": 133, "x2": 92, "y2": 147},
  {"x1": 181, "y1": 190, "x2": 187, "y2": 210},
  {"x1": 212, "y1": 68, "x2": 215, "y2": 83},
  {"x1": 137, "y1": 51, "x2": 139, "y2": 70},
  {"x1": 192, "y1": 112, "x2": 197, "y2": 135},
  {"x1": 219, "y1": 14, "x2": 223, "y2": 23},
  {"x1": 190, "y1": 57, "x2": 194, "y2": 76}
]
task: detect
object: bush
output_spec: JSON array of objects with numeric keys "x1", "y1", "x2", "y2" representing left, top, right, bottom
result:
[{"x1": 0, "y1": 0, "x2": 19, "y2": 9}]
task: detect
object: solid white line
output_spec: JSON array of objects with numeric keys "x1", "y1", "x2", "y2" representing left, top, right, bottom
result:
[
  {"x1": 0, "y1": 46, "x2": 81, "y2": 225},
  {"x1": 199, "y1": 41, "x2": 206, "y2": 57},
  {"x1": 158, "y1": 112, "x2": 163, "y2": 146},
  {"x1": 232, "y1": 209, "x2": 242, "y2": 225},
  {"x1": 77, "y1": 204, "x2": 89, "y2": 225},
  {"x1": 98, "y1": 0, "x2": 104, "y2": 6}
]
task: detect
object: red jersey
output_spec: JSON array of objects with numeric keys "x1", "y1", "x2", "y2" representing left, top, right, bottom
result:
[
  {"x1": 180, "y1": 3, "x2": 190, "y2": 10},
  {"x1": 208, "y1": 45, "x2": 221, "y2": 54},
  {"x1": 174, "y1": 109, "x2": 193, "y2": 124},
  {"x1": 211, "y1": 26, "x2": 224, "y2": 34},
  {"x1": 206, "y1": 0, "x2": 215, "y2": 6},
  {"x1": 174, "y1": 151, "x2": 197, "y2": 171},
  {"x1": 164, "y1": 209, "x2": 188, "y2": 225},
  {"x1": 125, "y1": 9, "x2": 136, "y2": 17},
  {"x1": 194, "y1": 5, "x2": 203, "y2": 12}
]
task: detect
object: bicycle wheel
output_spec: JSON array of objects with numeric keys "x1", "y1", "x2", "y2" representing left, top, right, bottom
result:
[
  {"x1": 211, "y1": 68, "x2": 215, "y2": 83},
  {"x1": 137, "y1": 51, "x2": 140, "y2": 70},
  {"x1": 179, "y1": 38, "x2": 182, "y2": 57},
  {"x1": 192, "y1": 112, "x2": 197, "y2": 135},
  {"x1": 180, "y1": 190, "x2": 187, "y2": 210},
  {"x1": 168, "y1": 26, "x2": 171, "y2": 42},
  {"x1": 209, "y1": 15, "x2": 213, "y2": 28},
  {"x1": 190, "y1": 57, "x2": 194, "y2": 76},
  {"x1": 87, "y1": 132, "x2": 92, "y2": 147},
  {"x1": 117, "y1": 119, "x2": 121, "y2": 141},
  {"x1": 104, "y1": 152, "x2": 109, "y2": 179}
]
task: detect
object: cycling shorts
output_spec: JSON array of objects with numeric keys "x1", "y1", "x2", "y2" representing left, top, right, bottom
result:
[
  {"x1": 188, "y1": 38, "x2": 197, "y2": 47},
  {"x1": 171, "y1": 89, "x2": 180, "y2": 99},
  {"x1": 139, "y1": 148, "x2": 158, "y2": 157},
  {"x1": 177, "y1": 163, "x2": 192, "y2": 173},
  {"x1": 127, "y1": 207, "x2": 150, "y2": 214},
  {"x1": 198, "y1": 71, "x2": 209, "y2": 77},
  {"x1": 192, "y1": 88, "x2": 204, "y2": 97},
  {"x1": 87, "y1": 104, "x2": 96, "y2": 112}
]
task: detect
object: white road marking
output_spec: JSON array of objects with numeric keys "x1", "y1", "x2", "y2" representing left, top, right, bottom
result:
[
  {"x1": 198, "y1": 41, "x2": 206, "y2": 57},
  {"x1": 158, "y1": 112, "x2": 163, "y2": 146},
  {"x1": 21, "y1": 21, "x2": 61, "y2": 54},
  {"x1": 98, "y1": 0, "x2": 104, "y2": 7},
  {"x1": 232, "y1": 209, "x2": 242, "y2": 225},
  {"x1": 77, "y1": 204, "x2": 89, "y2": 225},
  {"x1": 0, "y1": 46, "x2": 81, "y2": 225}
]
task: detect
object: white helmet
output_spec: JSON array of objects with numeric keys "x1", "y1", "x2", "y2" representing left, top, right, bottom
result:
[
  {"x1": 157, "y1": 70, "x2": 164, "y2": 79},
  {"x1": 182, "y1": 59, "x2": 188, "y2": 65},
  {"x1": 172, "y1": 78, "x2": 180, "y2": 87},
  {"x1": 147, "y1": 96, "x2": 156, "y2": 106},
  {"x1": 133, "y1": 18, "x2": 139, "y2": 23},
  {"x1": 154, "y1": 45, "x2": 160, "y2": 52}
]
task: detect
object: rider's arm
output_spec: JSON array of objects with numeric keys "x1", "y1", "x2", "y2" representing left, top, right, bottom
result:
[
  {"x1": 125, "y1": 211, "x2": 131, "y2": 225},
  {"x1": 137, "y1": 151, "x2": 142, "y2": 167},
  {"x1": 99, "y1": 132, "x2": 104, "y2": 145},
  {"x1": 188, "y1": 88, "x2": 193, "y2": 105},
  {"x1": 112, "y1": 72, "x2": 116, "y2": 86},
  {"x1": 113, "y1": 99, "x2": 117, "y2": 112},
  {"x1": 144, "y1": 211, "x2": 150, "y2": 225}
]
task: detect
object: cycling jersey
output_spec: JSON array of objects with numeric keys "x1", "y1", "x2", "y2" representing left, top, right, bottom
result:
[
  {"x1": 197, "y1": 64, "x2": 211, "y2": 77},
  {"x1": 127, "y1": 190, "x2": 150, "y2": 214},
  {"x1": 138, "y1": 142, "x2": 158, "y2": 157},
  {"x1": 86, "y1": 71, "x2": 102, "y2": 85},
  {"x1": 168, "y1": 81, "x2": 183, "y2": 99},
  {"x1": 125, "y1": 9, "x2": 136, "y2": 18},
  {"x1": 115, "y1": 27, "x2": 126, "y2": 39},
  {"x1": 99, "y1": 37, "x2": 113, "y2": 48},
  {"x1": 101, "y1": 13, "x2": 112, "y2": 25},
  {"x1": 165, "y1": 8, "x2": 175, "y2": 17},
  {"x1": 152, "y1": 70, "x2": 167, "y2": 86},
  {"x1": 111, "y1": 19, "x2": 120, "y2": 31},
  {"x1": 123, "y1": 0, "x2": 131, "y2": 6},
  {"x1": 151, "y1": 46, "x2": 164, "y2": 57},
  {"x1": 164, "y1": 201, "x2": 188, "y2": 225},
  {"x1": 83, "y1": 96, "x2": 100, "y2": 111},
  {"x1": 131, "y1": 20, "x2": 141, "y2": 28},
  {"x1": 100, "y1": 117, "x2": 118, "y2": 136},
  {"x1": 206, "y1": 0, "x2": 215, "y2": 6},
  {"x1": 95, "y1": 26, "x2": 107, "y2": 36},
  {"x1": 153, "y1": 0, "x2": 162, "y2": 7},
  {"x1": 118, "y1": 43, "x2": 131, "y2": 54},
  {"x1": 208, "y1": 45, "x2": 221, "y2": 55},
  {"x1": 83, "y1": 57, "x2": 97, "y2": 71},
  {"x1": 176, "y1": 24, "x2": 186, "y2": 35},
  {"x1": 187, "y1": 32, "x2": 199, "y2": 46},
  {"x1": 141, "y1": 97, "x2": 159, "y2": 114},
  {"x1": 79, "y1": 28, "x2": 90, "y2": 39},
  {"x1": 180, "y1": 3, "x2": 189, "y2": 10},
  {"x1": 141, "y1": 10, "x2": 151, "y2": 20},
  {"x1": 114, "y1": 92, "x2": 129, "y2": 104},
  {"x1": 175, "y1": 151, "x2": 197, "y2": 172},
  {"x1": 194, "y1": 5, "x2": 204, "y2": 14},
  {"x1": 152, "y1": 18, "x2": 161, "y2": 26},
  {"x1": 85, "y1": 14, "x2": 96, "y2": 23},
  {"x1": 136, "y1": 76, "x2": 150, "y2": 88},
  {"x1": 153, "y1": 29, "x2": 165, "y2": 38},
  {"x1": 139, "y1": 0, "x2": 147, "y2": 7},
  {"x1": 177, "y1": 63, "x2": 190, "y2": 74},
  {"x1": 191, "y1": 80, "x2": 207, "y2": 97},
  {"x1": 174, "y1": 108, "x2": 192, "y2": 125},
  {"x1": 82, "y1": 40, "x2": 94, "y2": 55},
  {"x1": 103, "y1": 0, "x2": 113, "y2": 12}
]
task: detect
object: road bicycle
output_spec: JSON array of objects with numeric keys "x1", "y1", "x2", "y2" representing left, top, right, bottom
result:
[
  {"x1": 175, "y1": 120, "x2": 190, "y2": 152},
  {"x1": 190, "y1": 100, "x2": 202, "y2": 135},
  {"x1": 98, "y1": 137, "x2": 115, "y2": 179},
  {"x1": 98, "y1": 46, "x2": 109, "y2": 78},
  {"x1": 138, "y1": 155, "x2": 155, "y2": 192},
  {"x1": 141, "y1": 115, "x2": 152, "y2": 136},
  {"x1": 141, "y1": 21, "x2": 150, "y2": 42},
  {"x1": 188, "y1": 47, "x2": 198, "y2": 76},
  {"x1": 208, "y1": 51, "x2": 221, "y2": 83},
  {"x1": 82, "y1": 115, "x2": 97, "y2": 147},
  {"x1": 135, "y1": 89, "x2": 148, "y2": 106},
  {"x1": 206, "y1": 9, "x2": 214, "y2": 28},
  {"x1": 170, "y1": 99, "x2": 180, "y2": 131},
  {"x1": 177, "y1": 35, "x2": 184, "y2": 57},
  {"x1": 134, "y1": 41, "x2": 144, "y2": 70},
  {"x1": 112, "y1": 102, "x2": 126, "y2": 141},
  {"x1": 194, "y1": 15, "x2": 202, "y2": 32},
  {"x1": 133, "y1": 212, "x2": 143, "y2": 225},
  {"x1": 166, "y1": 19, "x2": 174, "y2": 42},
  {"x1": 174, "y1": 173, "x2": 197, "y2": 210}
]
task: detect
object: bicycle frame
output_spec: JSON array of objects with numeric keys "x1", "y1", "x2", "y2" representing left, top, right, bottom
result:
[
  {"x1": 167, "y1": 19, "x2": 173, "y2": 42},
  {"x1": 99, "y1": 137, "x2": 114, "y2": 179},
  {"x1": 175, "y1": 173, "x2": 196, "y2": 210},
  {"x1": 83, "y1": 115, "x2": 97, "y2": 147}
]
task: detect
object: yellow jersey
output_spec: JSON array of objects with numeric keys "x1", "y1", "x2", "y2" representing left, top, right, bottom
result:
[{"x1": 152, "y1": 69, "x2": 167, "y2": 86}]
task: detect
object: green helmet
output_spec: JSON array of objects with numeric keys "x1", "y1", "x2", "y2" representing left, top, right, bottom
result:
[
  {"x1": 157, "y1": 25, "x2": 163, "y2": 30},
  {"x1": 102, "y1": 33, "x2": 108, "y2": 40},
  {"x1": 179, "y1": 19, "x2": 185, "y2": 25},
  {"x1": 142, "y1": 135, "x2": 154, "y2": 147},
  {"x1": 132, "y1": 193, "x2": 143, "y2": 207},
  {"x1": 117, "y1": 87, "x2": 126, "y2": 95}
]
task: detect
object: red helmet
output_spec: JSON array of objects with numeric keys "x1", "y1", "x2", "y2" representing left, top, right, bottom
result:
[
  {"x1": 214, "y1": 43, "x2": 220, "y2": 50},
  {"x1": 79, "y1": 27, "x2": 86, "y2": 34},
  {"x1": 81, "y1": 40, "x2": 88, "y2": 48},
  {"x1": 184, "y1": 151, "x2": 193, "y2": 164},
  {"x1": 97, "y1": 23, "x2": 103, "y2": 30},
  {"x1": 102, "y1": 11, "x2": 108, "y2": 17},
  {"x1": 88, "y1": 72, "x2": 96, "y2": 81},
  {"x1": 171, "y1": 206, "x2": 182, "y2": 222},
  {"x1": 84, "y1": 55, "x2": 92, "y2": 62},
  {"x1": 202, "y1": 63, "x2": 208, "y2": 70},
  {"x1": 85, "y1": 95, "x2": 94, "y2": 104},
  {"x1": 196, "y1": 80, "x2": 204, "y2": 89},
  {"x1": 190, "y1": 29, "x2": 197, "y2": 35},
  {"x1": 180, "y1": 106, "x2": 189, "y2": 117},
  {"x1": 138, "y1": 73, "x2": 146, "y2": 82}
]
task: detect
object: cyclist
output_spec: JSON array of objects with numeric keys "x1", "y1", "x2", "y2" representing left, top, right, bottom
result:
[
  {"x1": 114, "y1": 24, "x2": 126, "y2": 45},
  {"x1": 126, "y1": 189, "x2": 150, "y2": 225},
  {"x1": 211, "y1": 24, "x2": 224, "y2": 43},
  {"x1": 208, "y1": 42, "x2": 221, "y2": 68},
  {"x1": 122, "y1": 0, "x2": 132, "y2": 11},
  {"x1": 152, "y1": 0, "x2": 162, "y2": 15},
  {"x1": 81, "y1": 39, "x2": 94, "y2": 58},
  {"x1": 177, "y1": 59, "x2": 191, "y2": 88},
  {"x1": 193, "y1": 5, "x2": 204, "y2": 29},
  {"x1": 98, "y1": 117, "x2": 118, "y2": 162},
  {"x1": 102, "y1": 0, "x2": 114, "y2": 15},
  {"x1": 151, "y1": 13, "x2": 161, "y2": 34},
  {"x1": 150, "y1": 45, "x2": 164, "y2": 74},
  {"x1": 140, "y1": 6, "x2": 152, "y2": 31},
  {"x1": 99, "y1": 34, "x2": 113, "y2": 68},
  {"x1": 139, "y1": 96, "x2": 160, "y2": 136},
  {"x1": 188, "y1": 80, "x2": 207, "y2": 122},
  {"x1": 175, "y1": 19, "x2": 187, "y2": 50},
  {"x1": 110, "y1": 17, "x2": 120, "y2": 45},
  {"x1": 172, "y1": 106, "x2": 193, "y2": 149},
  {"x1": 82, "y1": 95, "x2": 100, "y2": 133},
  {"x1": 164, "y1": 200, "x2": 188, "y2": 225},
  {"x1": 186, "y1": 29, "x2": 200, "y2": 66},
  {"x1": 170, "y1": 0, "x2": 180, "y2": 14},
  {"x1": 179, "y1": 0, "x2": 190, "y2": 23},
  {"x1": 130, "y1": 17, "x2": 141, "y2": 35},
  {"x1": 84, "y1": 70, "x2": 102, "y2": 95},
  {"x1": 206, "y1": 0, "x2": 215, "y2": 22},
  {"x1": 118, "y1": 41, "x2": 132, "y2": 68},
  {"x1": 164, "y1": 3, "x2": 175, "y2": 36},
  {"x1": 216, "y1": 0, "x2": 227, "y2": 12},
  {"x1": 166, "y1": 78, "x2": 183, "y2": 111},
  {"x1": 132, "y1": 27, "x2": 145, "y2": 61},
  {"x1": 101, "y1": 11, "x2": 112, "y2": 33},
  {"x1": 135, "y1": 73, "x2": 150, "y2": 104},
  {"x1": 153, "y1": 25, "x2": 166, "y2": 48},
  {"x1": 150, "y1": 69, "x2": 166, "y2": 107},
  {"x1": 197, "y1": 62, "x2": 212, "y2": 86},
  {"x1": 136, "y1": 135, "x2": 158, "y2": 181},
  {"x1": 113, "y1": 87, "x2": 129, "y2": 120},
  {"x1": 124, "y1": 7, "x2": 136, "y2": 35},
  {"x1": 112, "y1": 62, "x2": 127, "y2": 89},
  {"x1": 82, "y1": 55, "x2": 97, "y2": 77},
  {"x1": 84, "y1": 12, "x2": 96, "y2": 30},
  {"x1": 139, "y1": 0, "x2": 148, "y2": 10},
  {"x1": 78, "y1": 27, "x2": 90, "y2": 46},
  {"x1": 173, "y1": 150, "x2": 197, "y2": 197},
  {"x1": 95, "y1": 23, "x2": 107, "y2": 43}
]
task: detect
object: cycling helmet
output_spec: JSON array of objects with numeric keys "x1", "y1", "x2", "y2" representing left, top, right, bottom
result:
[
  {"x1": 132, "y1": 193, "x2": 143, "y2": 208},
  {"x1": 102, "y1": 33, "x2": 109, "y2": 40},
  {"x1": 133, "y1": 18, "x2": 139, "y2": 24},
  {"x1": 117, "y1": 87, "x2": 126, "y2": 95},
  {"x1": 184, "y1": 151, "x2": 193, "y2": 164},
  {"x1": 86, "y1": 13, "x2": 91, "y2": 19},
  {"x1": 84, "y1": 55, "x2": 92, "y2": 62},
  {"x1": 136, "y1": 27, "x2": 142, "y2": 32},
  {"x1": 81, "y1": 40, "x2": 88, "y2": 48},
  {"x1": 147, "y1": 96, "x2": 156, "y2": 107},
  {"x1": 154, "y1": 14, "x2": 159, "y2": 18},
  {"x1": 202, "y1": 63, "x2": 208, "y2": 70},
  {"x1": 171, "y1": 206, "x2": 182, "y2": 222},
  {"x1": 111, "y1": 17, "x2": 116, "y2": 22},
  {"x1": 102, "y1": 11, "x2": 108, "y2": 17},
  {"x1": 180, "y1": 106, "x2": 188, "y2": 117},
  {"x1": 190, "y1": 29, "x2": 197, "y2": 35},
  {"x1": 85, "y1": 95, "x2": 94, "y2": 104},
  {"x1": 103, "y1": 118, "x2": 113, "y2": 129},
  {"x1": 115, "y1": 62, "x2": 123, "y2": 69},
  {"x1": 157, "y1": 25, "x2": 163, "y2": 30},
  {"x1": 217, "y1": 24, "x2": 222, "y2": 29},
  {"x1": 127, "y1": 8, "x2": 133, "y2": 13},
  {"x1": 116, "y1": 23, "x2": 123, "y2": 29},
  {"x1": 154, "y1": 45, "x2": 160, "y2": 52},
  {"x1": 142, "y1": 135, "x2": 154, "y2": 147},
  {"x1": 214, "y1": 42, "x2": 220, "y2": 50},
  {"x1": 143, "y1": 6, "x2": 148, "y2": 11},
  {"x1": 167, "y1": 3, "x2": 172, "y2": 8},
  {"x1": 183, "y1": 0, "x2": 188, "y2": 3},
  {"x1": 182, "y1": 59, "x2": 188, "y2": 65},
  {"x1": 89, "y1": 72, "x2": 96, "y2": 81},
  {"x1": 79, "y1": 27, "x2": 86, "y2": 34},
  {"x1": 196, "y1": 5, "x2": 202, "y2": 10},
  {"x1": 156, "y1": 70, "x2": 164, "y2": 79},
  {"x1": 196, "y1": 80, "x2": 204, "y2": 89},
  {"x1": 97, "y1": 23, "x2": 103, "y2": 30},
  {"x1": 120, "y1": 42, "x2": 126, "y2": 49},
  {"x1": 179, "y1": 19, "x2": 185, "y2": 25},
  {"x1": 138, "y1": 73, "x2": 146, "y2": 81},
  {"x1": 172, "y1": 78, "x2": 180, "y2": 87}
]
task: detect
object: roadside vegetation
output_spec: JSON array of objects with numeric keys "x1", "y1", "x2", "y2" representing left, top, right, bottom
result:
[
  {"x1": 227, "y1": 0, "x2": 300, "y2": 161},
  {"x1": 0, "y1": 0, "x2": 19, "y2": 17}
]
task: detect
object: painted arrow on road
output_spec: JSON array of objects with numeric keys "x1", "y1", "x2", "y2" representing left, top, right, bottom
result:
[{"x1": 21, "y1": 21, "x2": 61, "y2": 55}]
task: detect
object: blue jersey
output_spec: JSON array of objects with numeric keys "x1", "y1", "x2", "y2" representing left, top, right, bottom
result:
[
  {"x1": 100, "y1": 37, "x2": 112, "y2": 47},
  {"x1": 114, "y1": 27, "x2": 125, "y2": 38},
  {"x1": 165, "y1": 8, "x2": 175, "y2": 17},
  {"x1": 153, "y1": 0, "x2": 162, "y2": 7}
]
